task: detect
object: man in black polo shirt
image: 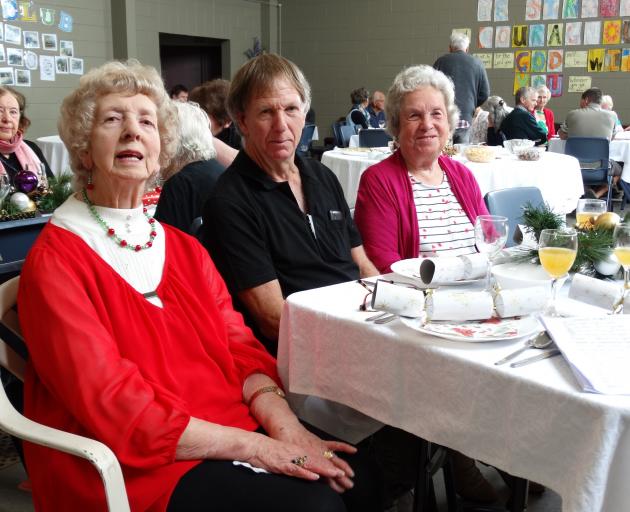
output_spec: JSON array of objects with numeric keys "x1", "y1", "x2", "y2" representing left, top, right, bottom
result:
[{"x1": 202, "y1": 54, "x2": 378, "y2": 355}]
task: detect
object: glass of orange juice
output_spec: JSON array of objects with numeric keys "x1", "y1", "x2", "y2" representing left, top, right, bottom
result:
[
  {"x1": 539, "y1": 228, "x2": 578, "y2": 316},
  {"x1": 576, "y1": 198, "x2": 606, "y2": 229},
  {"x1": 613, "y1": 223, "x2": 630, "y2": 312}
]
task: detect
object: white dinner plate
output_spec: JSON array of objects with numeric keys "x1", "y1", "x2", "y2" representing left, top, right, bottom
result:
[
  {"x1": 390, "y1": 258, "x2": 480, "y2": 287},
  {"x1": 399, "y1": 315, "x2": 540, "y2": 343}
]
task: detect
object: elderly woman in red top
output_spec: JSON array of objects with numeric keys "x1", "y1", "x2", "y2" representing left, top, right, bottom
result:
[
  {"x1": 354, "y1": 65, "x2": 489, "y2": 275},
  {"x1": 18, "y1": 60, "x2": 378, "y2": 512}
]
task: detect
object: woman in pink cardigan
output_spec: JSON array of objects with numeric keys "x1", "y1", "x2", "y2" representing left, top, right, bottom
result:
[{"x1": 354, "y1": 65, "x2": 489, "y2": 275}]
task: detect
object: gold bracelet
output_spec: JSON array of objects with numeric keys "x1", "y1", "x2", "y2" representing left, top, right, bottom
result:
[{"x1": 246, "y1": 385, "x2": 286, "y2": 407}]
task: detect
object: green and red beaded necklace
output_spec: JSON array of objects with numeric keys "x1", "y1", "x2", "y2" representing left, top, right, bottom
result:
[{"x1": 82, "y1": 188, "x2": 157, "y2": 252}]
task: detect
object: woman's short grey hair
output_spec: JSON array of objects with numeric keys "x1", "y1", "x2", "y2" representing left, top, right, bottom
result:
[
  {"x1": 450, "y1": 32, "x2": 470, "y2": 51},
  {"x1": 482, "y1": 95, "x2": 511, "y2": 130},
  {"x1": 536, "y1": 85, "x2": 551, "y2": 98},
  {"x1": 58, "y1": 59, "x2": 178, "y2": 188},
  {"x1": 162, "y1": 101, "x2": 217, "y2": 180},
  {"x1": 601, "y1": 94, "x2": 614, "y2": 109},
  {"x1": 386, "y1": 65, "x2": 460, "y2": 138}
]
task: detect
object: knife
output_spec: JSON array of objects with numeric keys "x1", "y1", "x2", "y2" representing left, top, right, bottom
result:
[{"x1": 510, "y1": 348, "x2": 561, "y2": 368}]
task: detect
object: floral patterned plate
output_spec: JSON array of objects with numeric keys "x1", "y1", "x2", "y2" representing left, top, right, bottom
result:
[{"x1": 399, "y1": 315, "x2": 540, "y2": 343}]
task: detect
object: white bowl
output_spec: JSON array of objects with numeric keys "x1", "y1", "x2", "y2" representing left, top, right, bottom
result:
[
  {"x1": 503, "y1": 139, "x2": 535, "y2": 154},
  {"x1": 492, "y1": 262, "x2": 552, "y2": 289}
]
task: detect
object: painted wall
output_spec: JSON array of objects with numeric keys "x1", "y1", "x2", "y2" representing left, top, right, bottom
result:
[{"x1": 282, "y1": 0, "x2": 630, "y2": 138}]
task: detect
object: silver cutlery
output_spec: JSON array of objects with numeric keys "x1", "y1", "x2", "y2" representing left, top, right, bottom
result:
[
  {"x1": 510, "y1": 348, "x2": 561, "y2": 368},
  {"x1": 374, "y1": 314, "x2": 398, "y2": 324},
  {"x1": 494, "y1": 332, "x2": 552, "y2": 365},
  {"x1": 365, "y1": 311, "x2": 389, "y2": 322}
]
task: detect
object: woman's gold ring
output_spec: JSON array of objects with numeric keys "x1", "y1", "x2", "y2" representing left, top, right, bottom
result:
[
  {"x1": 291, "y1": 455, "x2": 308, "y2": 467},
  {"x1": 323, "y1": 450, "x2": 335, "y2": 460}
]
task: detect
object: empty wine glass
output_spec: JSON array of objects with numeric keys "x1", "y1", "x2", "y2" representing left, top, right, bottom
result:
[
  {"x1": 0, "y1": 173, "x2": 10, "y2": 209},
  {"x1": 474, "y1": 215, "x2": 508, "y2": 291},
  {"x1": 613, "y1": 223, "x2": 630, "y2": 312},
  {"x1": 576, "y1": 198, "x2": 606, "y2": 229},
  {"x1": 538, "y1": 228, "x2": 578, "y2": 316}
]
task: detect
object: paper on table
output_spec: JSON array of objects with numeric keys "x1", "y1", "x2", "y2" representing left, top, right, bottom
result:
[
  {"x1": 569, "y1": 273, "x2": 622, "y2": 311},
  {"x1": 419, "y1": 253, "x2": 488, "y2": 284},
  {"x1": 426, "y1": 290, "x2": 494, "y2": 320},
  {"x1": 541, "y1": 315, "x2": 630, "y2": 395},
  {"x1": 371, "y1": 280, "x2": 425, "y2": 318}
]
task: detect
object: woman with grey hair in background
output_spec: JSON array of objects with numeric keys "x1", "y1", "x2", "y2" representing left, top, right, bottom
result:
[
  {"x1": 155, "y1": 101, "x2": 225, "y2": 234},
  {"x1": 483, "y1": 95, "x2": 512, "y2": 145}
]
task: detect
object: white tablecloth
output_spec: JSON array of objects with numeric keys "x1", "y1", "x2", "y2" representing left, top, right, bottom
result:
[
  {"x1": 549, "y1": 136, "x2": 630, "y2": 183},
  {"x1": 322, "y1": 149, "x2": 583, "y2": 214},
  {"x1": 277, "y1": 280, "x2": 630, "y2": 512},
  {"x1": 36, "y1": 135, "x2": 71, "y2": 177}
]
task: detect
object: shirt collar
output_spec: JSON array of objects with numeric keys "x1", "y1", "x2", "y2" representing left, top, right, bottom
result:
[{"x1": 232, "y1": 150, "x2": 320, "y2": 191}]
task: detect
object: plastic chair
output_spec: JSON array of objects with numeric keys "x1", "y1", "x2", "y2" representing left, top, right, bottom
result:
[
  {"x1": 339, "y1": 125, "x2": 355, "y2": 148},
  {"x1": 296, "y1": 123, "x2": 316, "y2": 157},
  {"x1": 0, "y1": 277, "x2": 131, "y2": 512},
  {"x1": 358, "y1": 128, "x2": 392, "y2": 148},
  {"x1": 484, "y1": 187, "x2": 544, "y2": 248},
  {"x1": 564, "y1": 137, "x2": 613, "y2": 211},
  {"x1": 332, "y1": 122, "x2": 345, "y2": 147}
]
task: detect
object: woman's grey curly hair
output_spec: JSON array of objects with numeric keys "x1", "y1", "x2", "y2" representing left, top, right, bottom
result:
[
  {"x1": 386, "y1": 65, "x2": 460, "y2": 138},
  {"x1": 58, "y1": 59, "x2": 178, "y2": 188}
]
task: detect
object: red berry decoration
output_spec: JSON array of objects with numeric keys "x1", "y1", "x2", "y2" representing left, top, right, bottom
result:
[
  {"x1": 107, "y1": 228, "x2": 115, "y2": 236},
  {"x1": 120, "y1": 240, "x2": 127, "y2": 247},
  {"x1": 135, "y1": 245, "x2": 141, "y2": 252}
]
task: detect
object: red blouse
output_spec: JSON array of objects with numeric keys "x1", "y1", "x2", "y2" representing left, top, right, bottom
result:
[{"x1": 18, "y1": 223, "x2": 279, "y2": 511}]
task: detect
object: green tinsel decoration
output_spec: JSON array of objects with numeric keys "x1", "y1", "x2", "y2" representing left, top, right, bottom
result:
[{"x1": 38, "y1": 173, "x2": 73, "y2": 213}]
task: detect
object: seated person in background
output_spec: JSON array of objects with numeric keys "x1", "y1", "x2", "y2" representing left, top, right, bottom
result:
[
  {"x1": 353, "y1": 64, "x2": 499, "y2": 505},
  {"x1": 367, "y1": 90, "x2": 386, "y2": 128},
  {"x1": 535, "y1": 85, "x2": 555, "y2": 138},
  {"x1": 500, "y1": 86, "x2": 547, "y2": 145},
  {"x1": 169, "y1": 83, "x2": 188, "y2": 102},
  {"x1": 346, "y1": 87, "x2": 371, "y2": 132},
  {"x1": 0, "y1": 86, "x2": 53, "y2": 186},
  {"x1": 470, "y1": 106, "x2": 489, "y2": 144},
  {"x1": 20, "y1": 59, "x2": 377, "y2": 512},
  {"x1": 190, "y1": 79, "x2": 242, "y2": 150},
  {"x1": 470, "y1": 96, "x2": 512, "y2": 145},
  {"x1": 601, "y1": 94, "x2": 625, "y2": 134},
  {"x1": 155, "y1": 101, "x2": 225, "y2": 234}
]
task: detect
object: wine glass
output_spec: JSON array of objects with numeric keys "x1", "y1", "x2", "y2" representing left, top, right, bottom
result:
[
  {"x1": 0, "y1": 173, "x2": 10, "y2": 209},
  {"x1": 538, "y1": 228, "x2": 578, "y2": 316},
  {"x1": 474, "y1": 215, "x2": 509, "y2": 291},
  {"x1": 576, "y1": 198, "x2": 606, "y2": 229},
  {"x1": 613, "y1": 223, "x2": 630, "y2": 312}
]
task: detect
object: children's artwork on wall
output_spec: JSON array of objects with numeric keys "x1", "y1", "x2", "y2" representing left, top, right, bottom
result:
[
  {"x1": 4, "y1": 23, "x2": 20, "y2": 44},
  {"x1": 19, "y1": 1, "x2": 37, "y2": 22},
  {"x1": 514, "y1": 72, "x2": 530, "y2": 94},
  {"x1": 602, "y1": 20, "x2": 621, "y2": 43},
  {"x1": 58, "y1": 10, "x2": 72, "y2": 32},
  {"x1": 478, "y1": 0, "x2": 492, "y2": 21},
  {"x1": 531, "y1": 74, "x2": 547, "y2": 87},
  {"x1": 565, "y1": 50, "x2": 588, "y2": 67},
  {"x1": 584, "y1": 21, "x2": 602, "y2": 44},
  {"x1": 567, "y1": 76, "x2": 592, "y2": 92},
  {"x1": 605, "y1": 48, "x2": 621, "y2": 70},
  {"x1": 24, "y1": 49, "x2": 36, "y2": 69},
  {"x1": 565, "y1": 22, "x2": 582, "y2": 44},
  {"x1": 548, "y1": 49, "x2": 564, "y2": 71},
  {"x1": 6, "y1": 47, "x2": 21, "y2": 66},
  {"x1": 563, "y1": 0, "x2": 580, "y2": 18},
  {"x1": 526, "y1": 0, "x2": 543, "y2": 20},
  {"x1": 623, "y1": 20, "x2": 630, "y2": 42},
  {"x1": 473, "y1": 53, "x2": 493, "y2": 68},
  {"x1": 55, "y1": 55, "x2": 68, "y2": 74},
  {"x1": 600, "y1": 0, "x2": 619, "y2": 16},
  {"x1": 0, "y1": 66, "x2": 13, "y2": 84},
  {"x1": 15, "y1": 68, "x2": 29, "y2": 86},
  {"x1": 543, "y1": 0, "x2": 560, "y2": 19},
  {"x1": 531, "y1": 49, "x2": 548, "y2": 71},
  {"x1": 588, "y1": 48, "x2": 606, "y2": 70},
  {"x1": 495, "y1": 25, "x2": 511, "y2": 47},
  {"x1": 60, "y1": 40, "x2": 73, "y2": 57},
  {"x1": 515, "y1": 50, "x2": 531, "y2": 71},
  {"x1": 621, "y1": 48, "x2": 630, "y2": 70},
  {"x1": 546, "y1": 74, "x2": 563, "y2": 96},
  {"x1": 42, "y1": 33, "x2": 57, "y2": 51},
  {"x1": 39, "y1": 54, "x2": 53, "y2": 80},
  {"x1": 547, "y1": 23, "x2": 563, "y2": 45},
  {"x1": 478, "y1": 26, "x2": 494, "y2": 48},
  {"x1": 513, "y1": 25, "x2": 529, "y2": 46},
  {"x1": 494, "y1": 0, "x2": 509, "y2": 21},
  {"x1": 494, "y1": 52, "x2": 514, "y2": 68},
  {"x1": 39, "y1": 7, "x2": 54, "y2": 25},
  {"x1": 582, "y1": 0, "x2": 600, "y2": 17},
  {"x1": 621, "y1": 0, "x2": 630, "y2": 15},
  {"x1": 23, "y1": 30, "x2": 38, "y2": 48},
  {"x1": 69, "y1": 57, "x2": 82, "y2": 75},
  {"x1": 1, "y1": 0, "x2": 18, "y2": 21},
  {"x1": 529, "y1": 24, "x2": 546, "y2": 46}
]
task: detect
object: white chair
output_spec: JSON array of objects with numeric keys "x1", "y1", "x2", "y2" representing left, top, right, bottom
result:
[{"x1": 0, "y1": 276, "x2": 130, "y2": 512}]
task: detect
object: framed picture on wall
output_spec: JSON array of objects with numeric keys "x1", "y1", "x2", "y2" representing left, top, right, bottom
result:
[
  {"x1": 4, "y1": 24, "x2": 20, "y2": 45},
  {"x1": 6, "y1": 47, "x2": 22, "y2": 67},
  {"x1": 15, "y1": 69, "x2": 30, "y2": 87},
  {"x1": 70, "y1": 57, "x2": 83, "y2": 75},
  {"x1": 0, "y1": 67, "x2": 14, "y2": 85},
  {"x1": 60, "y1": 40, "x2": 73, "y2": 57},
  {"x1": 42, "y1": 33, "x2": 57, "y2": 51},
  {"x1": 55, "y1": 56, "x2": 68, "y2": 74},
  {"x1": 23, "y1": 30, "x2": 39, "y2": 48}
]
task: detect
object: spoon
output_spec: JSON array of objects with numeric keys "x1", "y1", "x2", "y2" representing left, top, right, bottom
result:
[{"x1": 494, "y1": 332, "x2": 553, "y2": 365}]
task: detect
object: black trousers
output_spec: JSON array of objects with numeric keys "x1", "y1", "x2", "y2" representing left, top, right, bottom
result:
[{"x1": 167, "y1": 425, "x2": 382, "y2": 512}]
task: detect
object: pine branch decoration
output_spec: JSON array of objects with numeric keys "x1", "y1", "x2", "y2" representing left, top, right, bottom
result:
[{"x1": 520, "y1": 201, "x2": 564, "y2": 243}]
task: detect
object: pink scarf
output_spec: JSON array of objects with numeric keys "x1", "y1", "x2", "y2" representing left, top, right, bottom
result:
[{"x1": 0, "y1": 131, "x2": 42, "y2": 177}]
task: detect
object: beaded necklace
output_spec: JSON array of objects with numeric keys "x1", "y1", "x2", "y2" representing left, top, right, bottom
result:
[{"x1": 81, "y1": 188, "x2": 157, "y2": 252}]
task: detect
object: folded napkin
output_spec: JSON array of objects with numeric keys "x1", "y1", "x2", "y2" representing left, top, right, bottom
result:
[
  {"x1": 426, "y1": 290, "x2": 494, "y2": 321},
  {"x1": 371, "y1": 280, "x2": 425, "y2": 318},
  {"x1": 419, "y1": 253, "x2": 488, "y2": 285},
  {"x1": 568, "y1": 273, "x2": 622, "y2": 311},
  {"x1": 494, "y1": 286, "x2": 549, "y2": 318}
]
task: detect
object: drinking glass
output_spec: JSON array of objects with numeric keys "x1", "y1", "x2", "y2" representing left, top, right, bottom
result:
[
  {"x1": 474, "y1": 215, "x2": 508, "y2": 291},
  {"x1": 538, "y1": 228, "x2": 578, "y2": 316},
  {"x1": 576, "y1": 198, "x2": 606, "y2": 229},
  {"x1": 613, "y1": 223, "x2": 630, "y2": 312},
  {"x1": 0, "y1": 173, "x2": 10, "y2": 209},
  {"x1": 378, "y1": 120, "x2": 386, "y2": 129}
]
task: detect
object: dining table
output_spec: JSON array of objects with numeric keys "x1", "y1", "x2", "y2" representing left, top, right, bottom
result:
[
  {"x1": 277, "y1": 277, "x2": 630, "y2": 512},
  {"x1": 35, "y1": 135, "x2": 71, "y2": 177},
  {"x1": 321, "y1": 148, "x2": 583, "y2": 215}
]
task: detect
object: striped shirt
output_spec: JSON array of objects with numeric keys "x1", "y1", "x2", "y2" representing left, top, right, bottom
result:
[{"x1": 410, "y1": 172, "x2": 477, "y2": 258}]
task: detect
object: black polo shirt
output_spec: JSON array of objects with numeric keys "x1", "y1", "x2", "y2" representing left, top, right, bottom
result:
[{"x1": 202, "y1": 151, "x2": 361, "y2": 300}]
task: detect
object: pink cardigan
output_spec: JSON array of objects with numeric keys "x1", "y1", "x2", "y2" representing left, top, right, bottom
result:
[{"x1": 354, "y1": 151, "x2": 489, "y2": 273}]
